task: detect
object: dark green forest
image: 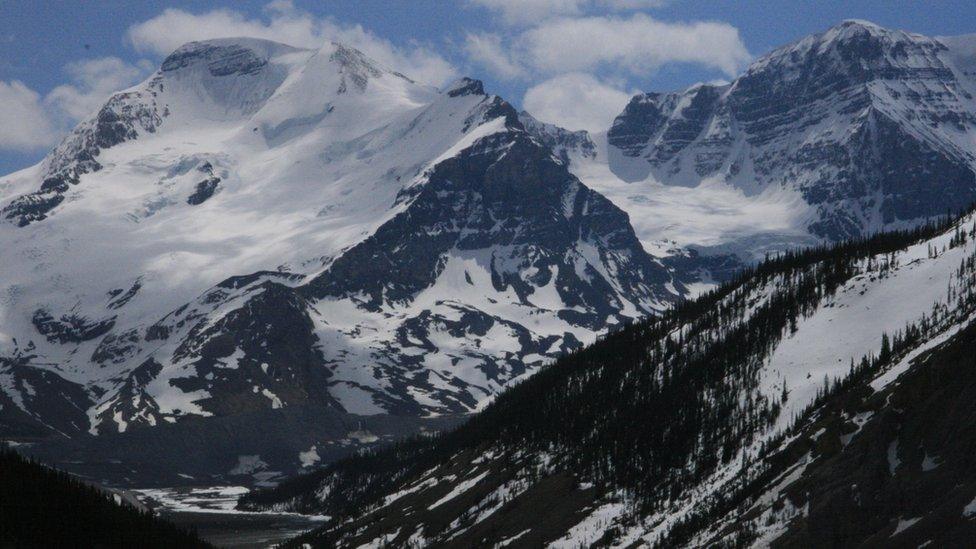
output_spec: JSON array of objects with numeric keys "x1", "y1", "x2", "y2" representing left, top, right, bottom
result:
[{"x1": 0, "y1": 448, "x2": 211, "y2": 548}]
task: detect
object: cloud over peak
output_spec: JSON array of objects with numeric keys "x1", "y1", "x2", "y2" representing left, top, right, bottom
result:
[
  {"x1": 0, "y1": 81, "x2": 58, "y2": 151},
  {"x1": 523, "y1": 72, "x2": 634, "y2": 133},
  {"x1": 470, "y1": 0, "x2": 667, "y2": 26},
  {"x1": 47, "y1": 57, "x2": 152, "y2": 121},
  {"x1": 522, "y1": 14, "x2": 750, "y2": 77},
  {"x1": 463, "y1": 6, "x2": 750, "y2": 134},
  {"x1": 0, "y1": 0, "x2": 751, "y2": 155},
  {"x1": 0, "y1": 56, "x2": 151, "y2": 152},
  {"x1": 125, "y1": 0, "x2": 457, "y2": 87},
  {"x1": 467, "y1": 13, "x2": 751, "y2": 82}
]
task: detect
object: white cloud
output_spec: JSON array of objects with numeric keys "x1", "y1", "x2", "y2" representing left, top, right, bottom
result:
[
  {"x1": 465, "y1": 13, "x2": 750, "y2": 81},
  {"x1": 46, "y1": 57, "x2": 151, "y2": 121},
  {"x1": 598, "y1": 0, "x2": 666, "y2": 9},
  {"x1": 0, "y1": 81, "x2": 58, "y2": 151},
  {"x1": 470, "y1": 0, "x2": 587, "y2": 25},
  {"x1": 126, "y1": 0, "x2": 457, "y2": 86},
  {"x1": 463, "y1": 33, "x2": 527, "y2": 80},
  {"x1": 0, "y1": 57, "x2": 150, "y2": 153},
  {"x1": 470, "y1": 0, "x2": 666, "y2": 26},
  {"x1": 465, "y1": 3, "x2": 749, "y2": 145},
  {"x1": 521, "y1": 14, "x2": 751, "y2": 77},
  {"x1": 126, "y1": 4, "x2": 318, "y2": 56},
  {"x1": 523, "y1": 72, "x2": 633, "y2": 133}
]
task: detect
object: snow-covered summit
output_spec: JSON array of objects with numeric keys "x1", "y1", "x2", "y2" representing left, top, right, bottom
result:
[
  {"x1": 583, "y1": 20, "x2": 976, "y2": 259},
  {"x1": 444, "y1": 77, "x2": 486, "y2": 97},
  {"x1": 159, "y1": 37, "x2": 307, "y2": 75},
  {"x1": 748, "y1": 18, "x2": 951, "y2": 78}
]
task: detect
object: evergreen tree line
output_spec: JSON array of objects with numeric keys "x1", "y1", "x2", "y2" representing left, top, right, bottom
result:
[
  {"x1": 659, "y1": 217, "x2": 976, "y2": 547},
  {"x1": 242, "y1": 205, "x2": 976, "y2": 531},
  {"x1": 0, "y1": 448, "x2": 211, "y2": 548}
]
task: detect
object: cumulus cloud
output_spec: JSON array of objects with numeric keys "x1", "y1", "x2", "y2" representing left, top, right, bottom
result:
[
  {"x1": 126, "y1": 0, "x2": 457, "y2": 86},
  {"x1": 521, "y1": 14, "x2": 750, "y2": 77},
  {"x1": 469, "y1": 0, "x2": 588, "y2": 25},
  {"x1": 0, "y1": 57, "x2": 150, "y2": 153},
  {"x1": 46, "y1": 57, "x2": 152, "y2": 120},
  {"x1": 0, "y1": 81, "x2": 58, "y2": 151},
  {"x1": 126, "y1": 3, "x2": 322, "y2": 56},
  {"x1": 598, "y1": 0, "x2": 667, "y2": 9},
  {"x1": 465, "y1": 12, "x2": 749, "y2": 82},
  {"x1": 467, "y1": 5, "x2": 748, "y2": 137},
  {"x1": 463, "y1": 33, "x2": 527, "y2": 80},
  {"x1": 0, "y1": 1, "x2": 459, "y2": 153},
  {"x1": 470, "y1": 0, "x2": 666, "y2": 26},
  {"x1": 1, "y1": 1, "x2": 746, "y2": 154},
  {"x1": 523, "y1": 72, "x2": 633, "y2": 133}
]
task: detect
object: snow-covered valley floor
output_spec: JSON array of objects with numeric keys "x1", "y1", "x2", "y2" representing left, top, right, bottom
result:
[{"x1": 133, "y1": 485, "x2": 327, "y2": 548}]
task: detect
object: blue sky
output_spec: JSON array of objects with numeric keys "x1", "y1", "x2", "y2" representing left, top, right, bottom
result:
[{"x1": 2, "y1": 0, "x2": 975, "y2": 175}]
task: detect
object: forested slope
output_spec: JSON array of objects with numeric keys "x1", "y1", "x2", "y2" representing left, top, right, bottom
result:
[
  {"x1": 241, "y1": 206, "x2": 976, "y2": 547},
  {"x1": 0, "y1": 448, "x2": 210, "y2": 547}
]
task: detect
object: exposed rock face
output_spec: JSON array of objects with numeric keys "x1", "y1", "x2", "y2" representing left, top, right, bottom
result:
[
  {"x1": 2, "y1": 38, "x2": 296, "y2": 228},
  {"x1": 519, "y1": 110, "x2": 597, "y2": 165},
  {"x1": 0, "y1": 353, "x2": 94, "y2": 438},
  {"x1": 10, "y1": 20, "x2": 976, "y2": 490},
  {"x1": 186, "y1": 162, "x2": 221, "y2": 205},
  {"x1": 31, "y1": 310, "x2": 116, "y2": 345},
  {"x1": 608, "y1": 20, "x2": 976, "y2": 240},
  {"x1": 305, "y1": 113, "x2": 668, "y2": 322},
  {"x1": 161, "y1": 41, "x2": 270, "y2": 76}
]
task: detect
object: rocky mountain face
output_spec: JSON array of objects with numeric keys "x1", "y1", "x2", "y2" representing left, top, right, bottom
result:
[
  {"x1": 606, "y1": 20, "x2": 976, "y2": 242},
  {"x1": 242, "y1": 206, "x2": 976, "y2": 548},
  {"x1": 0, "y1": 38, "x2": 690, "y2": 481},
  {"x1": 518, "y1": 111, "x2": 597, "y2": 165}
]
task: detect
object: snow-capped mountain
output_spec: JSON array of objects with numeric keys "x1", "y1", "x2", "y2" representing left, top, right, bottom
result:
[
  {"x1": 564, "y1": 21, "x2": 976, "y2": 263},
  {"x1": 241, "y1": 203, "x2": 976, "y2": 548},
  {"x1": 0, "y1": 37, "x2": 689, "y2": 457}
]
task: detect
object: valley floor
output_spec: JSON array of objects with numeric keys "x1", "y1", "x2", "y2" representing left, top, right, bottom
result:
[
  {"x1": 159, "y1": 511, "x2": 323, "y2": 549},
  {"x1": 133, "y1": 485, "x2": 327, "y2": 548}
]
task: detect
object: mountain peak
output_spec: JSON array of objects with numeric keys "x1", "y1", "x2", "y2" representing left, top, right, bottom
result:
[
  {"x1": 834, "y1": 18, "x2": 884, "y2": 32},
  {"x1": 747, "y1": 18, "x2": 944, "y2": 77},
  {"x1": 160, "y1": 37, "x2": 304, "y2": 75},
  {"x1": 323, "y1": 41, "x2": 385, "y2": 73},
  {"x1": 445, "y1": 77, "x2": 485, "y2": 97},
  {"x1": 607, "y1": 19, "x2": 976, "y2": 242},
  {"x1": 817, "y1": 18, "x2": 913, "y2": 46}
]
